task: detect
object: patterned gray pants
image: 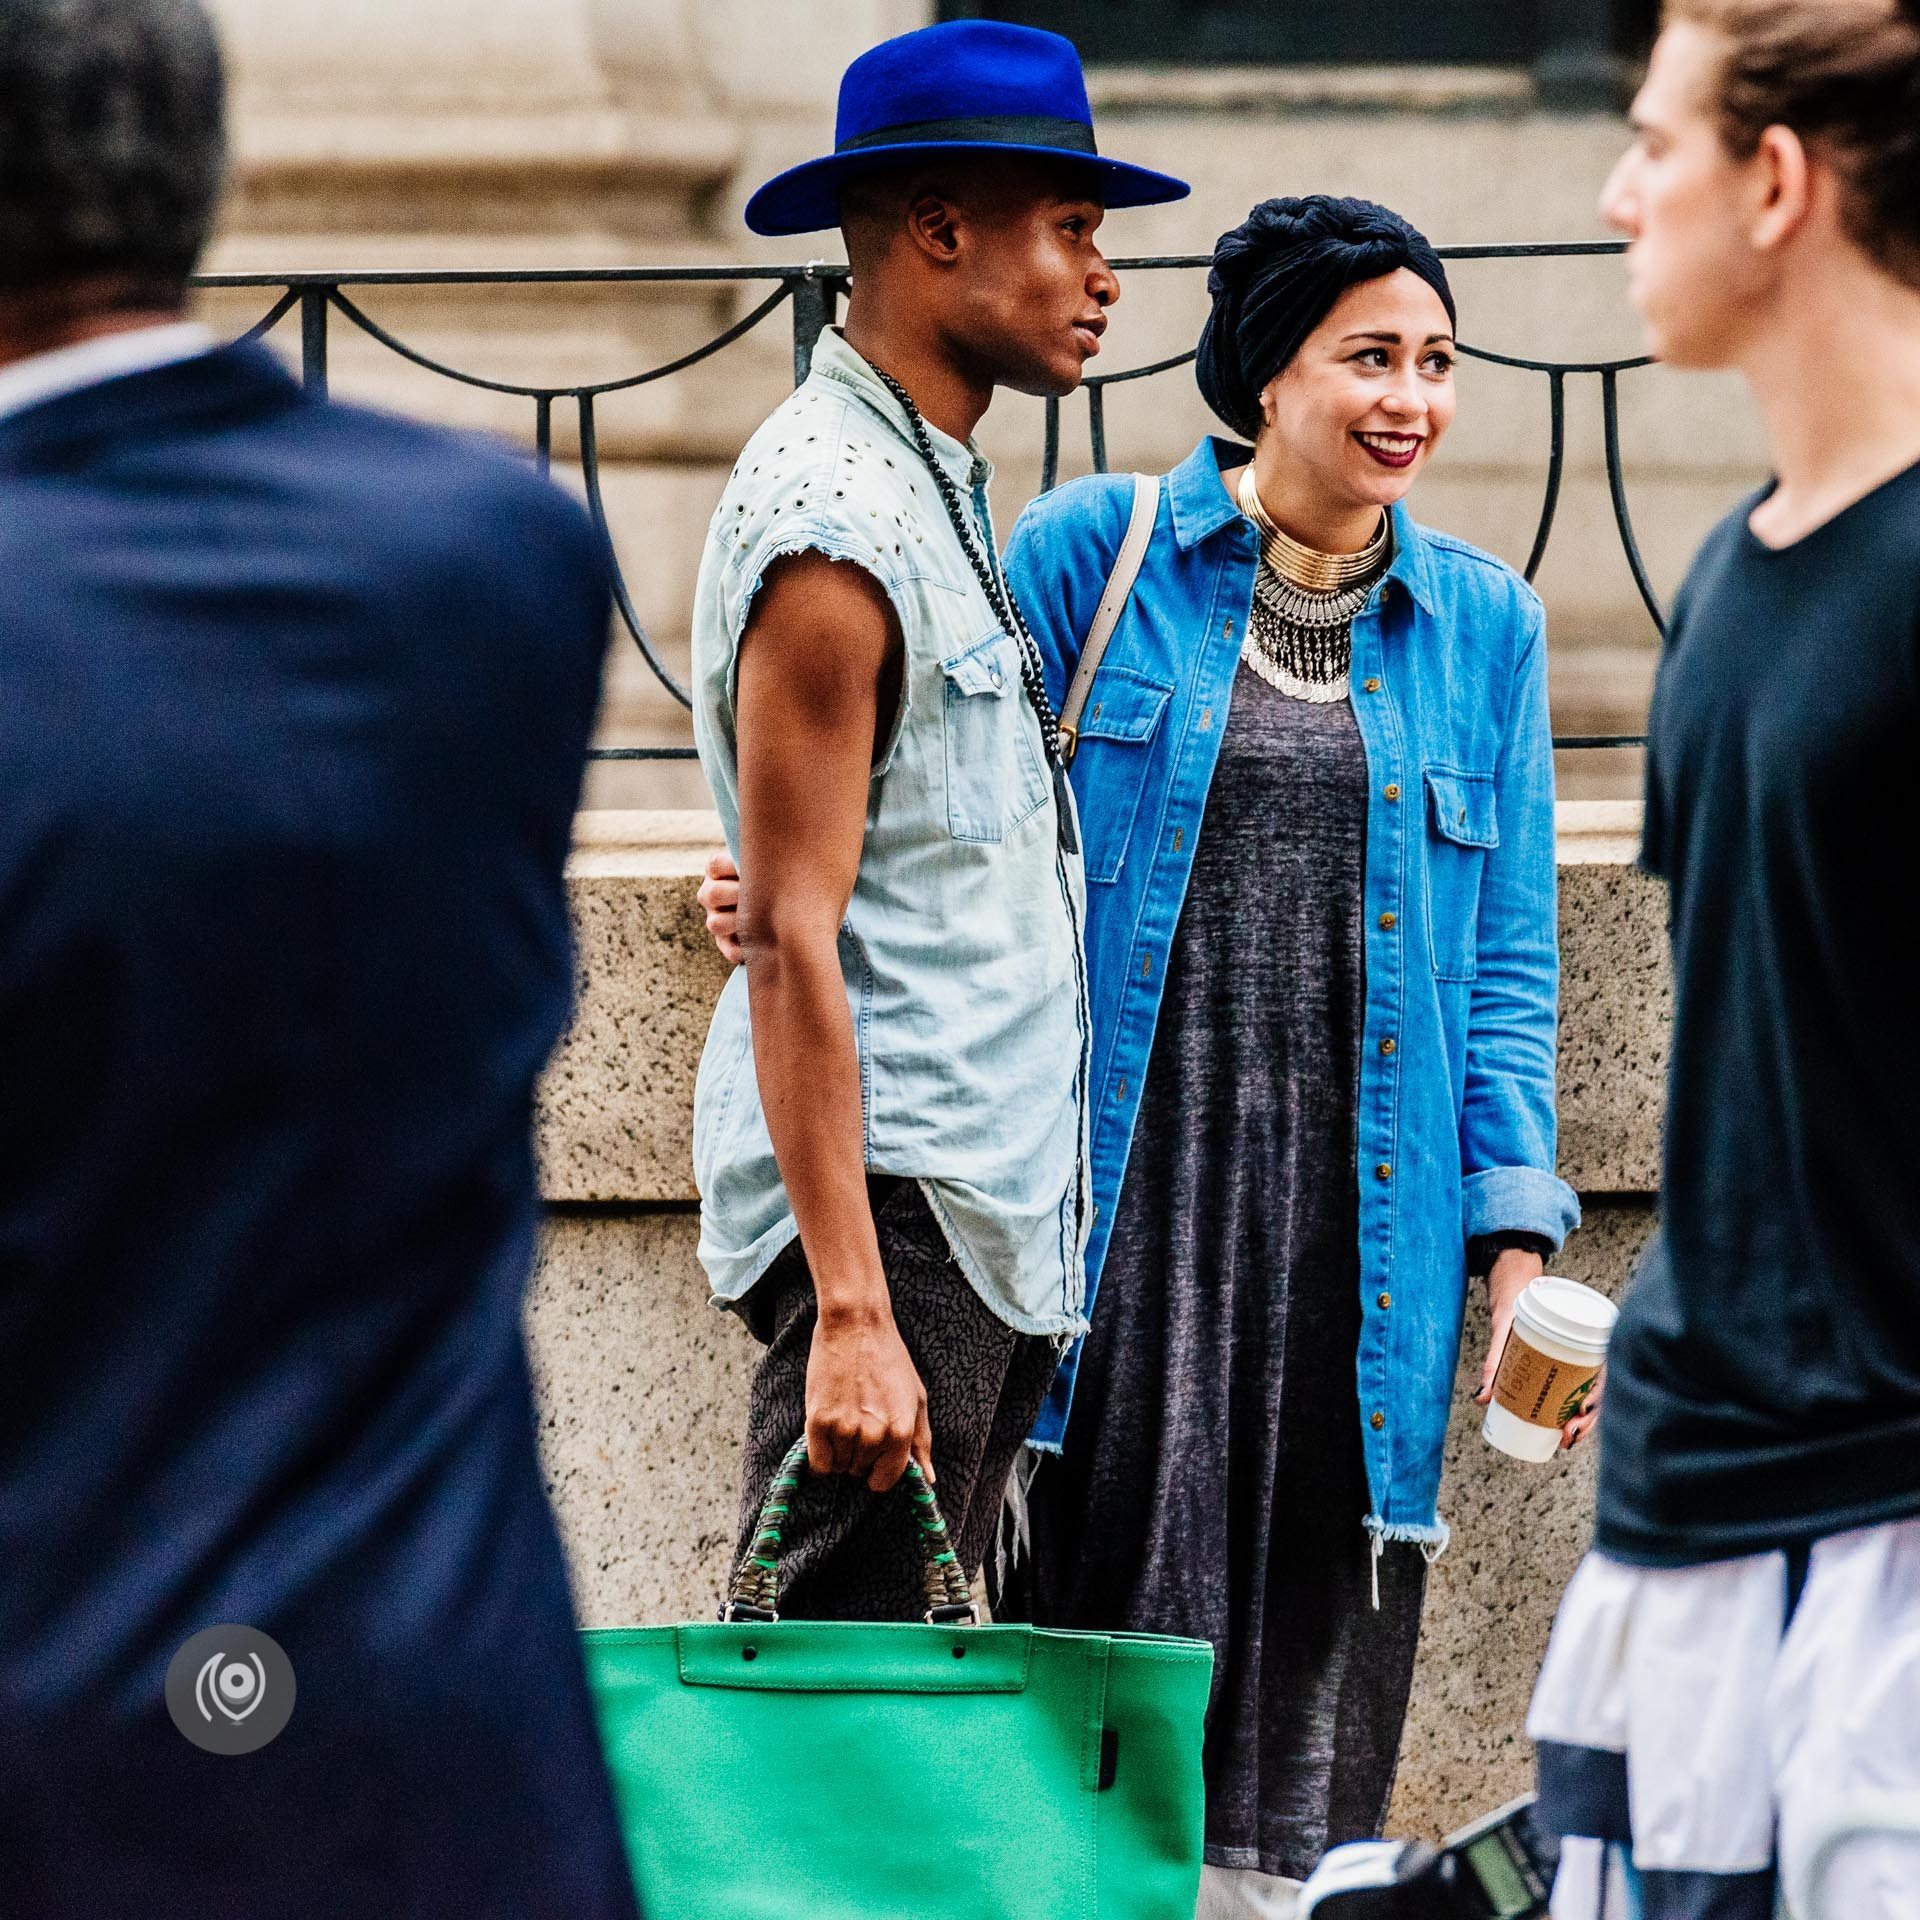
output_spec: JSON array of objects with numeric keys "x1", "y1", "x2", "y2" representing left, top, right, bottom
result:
[{"x1": 731, "y1": 1178, "x2": 1060, "y2": 1623}]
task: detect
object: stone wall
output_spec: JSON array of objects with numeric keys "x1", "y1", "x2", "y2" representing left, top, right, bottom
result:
[{"x1": 528, "y1": 801, "x2": 1668, "y2": 1838}]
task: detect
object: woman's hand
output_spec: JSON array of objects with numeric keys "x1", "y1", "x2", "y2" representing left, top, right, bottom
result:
[
  {"x1": 699, "y1": 850, "x2": 744, "y2": 966},
  {"x1": 1475, "y1": 1246, "x2": 1598, "y2": 1450},
  {"x1": 1476, "y1": 1244, "x2": 1543, "y2": 1406},
  {"x1": 1560, "y1": 1367, "x2": 1603, "y2": 1451}
]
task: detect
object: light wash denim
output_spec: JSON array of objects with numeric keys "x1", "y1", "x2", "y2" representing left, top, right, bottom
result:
[
  {"x1": 689, "y1": 329, "x2": 1091, "y2": 1336},
  {"x1": 1007, "y1": 438, "x2": 1580, "y2": 1545}
]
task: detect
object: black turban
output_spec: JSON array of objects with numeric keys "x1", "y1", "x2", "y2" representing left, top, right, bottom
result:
[{"x1": 1195, "y1": 195, "x2": 1457, "y2": 441}]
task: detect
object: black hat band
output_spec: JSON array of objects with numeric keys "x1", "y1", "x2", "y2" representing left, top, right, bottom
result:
[{"x1": 838, "y1": 114, "x2": 1099, "y2": 156}]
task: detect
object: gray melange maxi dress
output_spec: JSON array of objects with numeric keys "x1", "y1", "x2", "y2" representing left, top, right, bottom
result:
[{"x1": 1027, "y1": 659, "x2": 1428, "y2": 1882}]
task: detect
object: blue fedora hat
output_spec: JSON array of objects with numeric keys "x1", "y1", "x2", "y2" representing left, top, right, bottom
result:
[{"x1": 744, "y1": 19, "x2": 1189, "y2": 237}]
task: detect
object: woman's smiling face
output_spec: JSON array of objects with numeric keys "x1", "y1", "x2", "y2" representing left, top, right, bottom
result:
[{"x1": 1255, "y1": 269, "x2": 1457, "y2": 515}]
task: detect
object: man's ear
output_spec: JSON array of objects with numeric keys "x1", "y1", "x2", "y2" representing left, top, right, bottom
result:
[
  {"x1": 904, "y1": 190, "x2": 964, "y2": 268},
  {"x1": 1750, "y1": 122, "x2": 1816, "y2": 255}
]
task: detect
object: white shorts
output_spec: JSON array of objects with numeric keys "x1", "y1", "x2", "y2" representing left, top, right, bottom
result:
[{"x1": 1526, "y1": 1515, "x2": 1920, "y2": 1919}]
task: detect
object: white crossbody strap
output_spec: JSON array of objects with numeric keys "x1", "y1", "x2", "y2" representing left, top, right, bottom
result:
[{"x1": 1058, "y1": 472, "x2": 1159, "y2": 764}]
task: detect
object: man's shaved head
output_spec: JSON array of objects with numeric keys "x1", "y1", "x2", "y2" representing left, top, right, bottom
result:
[
  {"x1": 839, "y1": 155, "x2": 1105, "y2": 278},
  {"x1": 833, "y1": 149, "x2": 1120, "y2": 419}
]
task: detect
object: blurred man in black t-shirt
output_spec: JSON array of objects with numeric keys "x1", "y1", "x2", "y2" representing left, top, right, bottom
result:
[{"x1": 1527, "y1": 6, "x2": 1920, "y2": 1918}]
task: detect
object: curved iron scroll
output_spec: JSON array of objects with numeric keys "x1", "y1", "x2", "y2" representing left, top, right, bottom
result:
[{"x1": 200, "y1": 249, "x2": 1663, "y2": 759}]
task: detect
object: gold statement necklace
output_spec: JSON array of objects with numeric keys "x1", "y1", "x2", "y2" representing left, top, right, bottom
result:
[{"x1": 1236, "y1": 466, "x2": 1391, "y2": 703}]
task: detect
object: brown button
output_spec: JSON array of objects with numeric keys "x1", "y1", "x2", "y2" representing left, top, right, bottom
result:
[
  {"x1": 1200, "y1": 707, "x2": 1213, "y2": 729},
  {"x1": 1379, "y1": 1038, "x2": 1396, "y2": 1056},
  {"x1": 1370, "y1": 1410, "x2": 1386, "y2": 1430},
  {"x1": 1377, "y1": 1292, "x2": 1393, "y2": 1310},
  {"x1": 1363, "y1": 677, "x2": 1382, "y2": 693},
  {"x1": 1224, "y1": 619, "x2": 1235, "y2": 640},
  {"x1": 1141, "y1": 954, "x2": 1153, "y2": 979},
  {"x1": 1379, "y1": 912, "x2": 1397, "y2": 930},
  {"x1": 1376, "y1": 1162, "x2": 1393, "y2": 1181},
  {"x1": 1173, "y1": 828, "x2": 1185, "y2": 852},
  {"x1": 1116, "y1": 1080, "x2": 1129, "y2": 1100},
  {"x1": 1384, "y1": 784, "x2": 1401, "y2": 802}
]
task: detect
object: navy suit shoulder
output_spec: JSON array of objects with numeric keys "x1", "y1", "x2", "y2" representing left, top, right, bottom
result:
[
  {"x1": 0, "y1": 344, "x2": 608, "y2": 641},
  {"x1": 288, "y1": 389, "x2": 614, "y2": 720},
  {"x1": 271, "y1": 377, "x2": 604, "y2": 563},
  {"x1": 0, "y1": 344, "x2": 612, "y2": 863}
]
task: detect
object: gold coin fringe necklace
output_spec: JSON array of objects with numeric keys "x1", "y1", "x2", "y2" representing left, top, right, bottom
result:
[{"x1": 1237, "y1": 466, "x2": 1391, "y2": 705}]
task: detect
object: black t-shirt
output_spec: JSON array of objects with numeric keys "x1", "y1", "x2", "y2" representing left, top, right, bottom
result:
[{"x1": 1597, "y1": 457, "x2": 1920, "y2": 1566}]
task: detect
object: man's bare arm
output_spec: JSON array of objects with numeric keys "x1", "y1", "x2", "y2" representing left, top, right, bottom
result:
[{"x1": 734, "y1": 551, "x2": 930, "y2": 1493}]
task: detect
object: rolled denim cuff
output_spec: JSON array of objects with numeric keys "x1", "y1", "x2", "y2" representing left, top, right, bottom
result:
[{"x1": 1462, "y1": 1164, "x2": 1581, "y2": 1249}]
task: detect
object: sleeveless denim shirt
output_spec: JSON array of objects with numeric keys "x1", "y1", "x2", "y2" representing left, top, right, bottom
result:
[{"x1": 690, "y1": 329, "x2": 1091, "y2": 1337}]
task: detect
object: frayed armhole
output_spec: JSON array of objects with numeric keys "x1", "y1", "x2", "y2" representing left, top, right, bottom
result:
[{"x1": 726, "y1": 538, "x2": 914, "y2": 776}]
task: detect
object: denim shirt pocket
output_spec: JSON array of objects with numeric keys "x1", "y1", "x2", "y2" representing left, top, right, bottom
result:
[
  {"x1": 1068, "y1": 667, "x2": 1174, "y2": 884},
  {"x1": 941, "y1": 628, "x2": 1050, "y2": 843},
  {"x1": 1423, "y1": 766, "x2": 1499, "y2": 982}
]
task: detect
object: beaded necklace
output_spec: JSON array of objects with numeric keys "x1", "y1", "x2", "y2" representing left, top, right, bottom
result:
[
  {"x1": 866, "y1": 357, "x2": 1090, "y2": 1258},
  {"x1": 1237, "y1": 466, "x2": 1392, "y2": 705},
  {"x1": 868, "y1": 362, "x2": 1078, "y2": 854}
]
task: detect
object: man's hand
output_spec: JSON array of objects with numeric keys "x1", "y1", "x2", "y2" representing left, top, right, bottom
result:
[
  {"x1": 805, "y1": 1305, "x2": 934, "y2": 1492},
  {"x1": 699, "y1": 850, "x2": 744, "y2": 966},
  {"x1": 1475, "y1": 1246, "x2": 1598, "y2": 1450}
]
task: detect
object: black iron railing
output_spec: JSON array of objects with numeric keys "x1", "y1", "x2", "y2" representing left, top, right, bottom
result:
[{"x1": 190, "y1": 246, "x2": 1658, "y2": 760}]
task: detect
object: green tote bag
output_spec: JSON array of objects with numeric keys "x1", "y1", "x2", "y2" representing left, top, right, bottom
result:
[{"x1": 582, "y1": 1439, "x2": 1215, "y2": 1920}]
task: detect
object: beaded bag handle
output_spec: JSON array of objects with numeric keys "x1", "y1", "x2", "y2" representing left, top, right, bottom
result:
[{"x1": 722, "y1": 1437, "x2": 977, "y2": 1626}]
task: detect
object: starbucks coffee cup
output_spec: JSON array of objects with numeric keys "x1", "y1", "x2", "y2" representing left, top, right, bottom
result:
[{"x1": 1482, "y1": 1277, "x2": 1618, "y2": 1463}]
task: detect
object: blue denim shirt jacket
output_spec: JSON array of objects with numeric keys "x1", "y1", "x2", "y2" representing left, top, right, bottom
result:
[
  {"x1": 689, "y1": 329, "x2": 1092, "y2": 1338},
  {"x1": 1006, "y1": 437, "x2": 1580, "y2": 1550}
]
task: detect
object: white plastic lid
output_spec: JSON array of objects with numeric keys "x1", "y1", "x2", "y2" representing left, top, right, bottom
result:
[{"x1": 1515, "y1": 1276, "x2": 1619, "y2": 1353}]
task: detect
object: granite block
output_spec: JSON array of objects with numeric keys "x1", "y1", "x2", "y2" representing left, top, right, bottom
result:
[
  {"x1": 536, "y1": 813, "x2": 731, "y2": 1204},
  {"x1": 527, "y1": 1208, "x2": 755, "y2": 1626},
  {"x1": 1555, "y1": 838, "x2": 1671, "y2": 1195}
]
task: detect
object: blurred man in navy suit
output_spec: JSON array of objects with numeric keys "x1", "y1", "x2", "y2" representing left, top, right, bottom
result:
[{"x1": 0, "y1": 4, "x2": 641, "y2": 1914}]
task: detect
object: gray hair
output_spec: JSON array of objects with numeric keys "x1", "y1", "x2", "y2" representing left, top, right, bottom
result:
[{"x1": 0, "y1": 0, "x2": 226, "y2": 296}]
